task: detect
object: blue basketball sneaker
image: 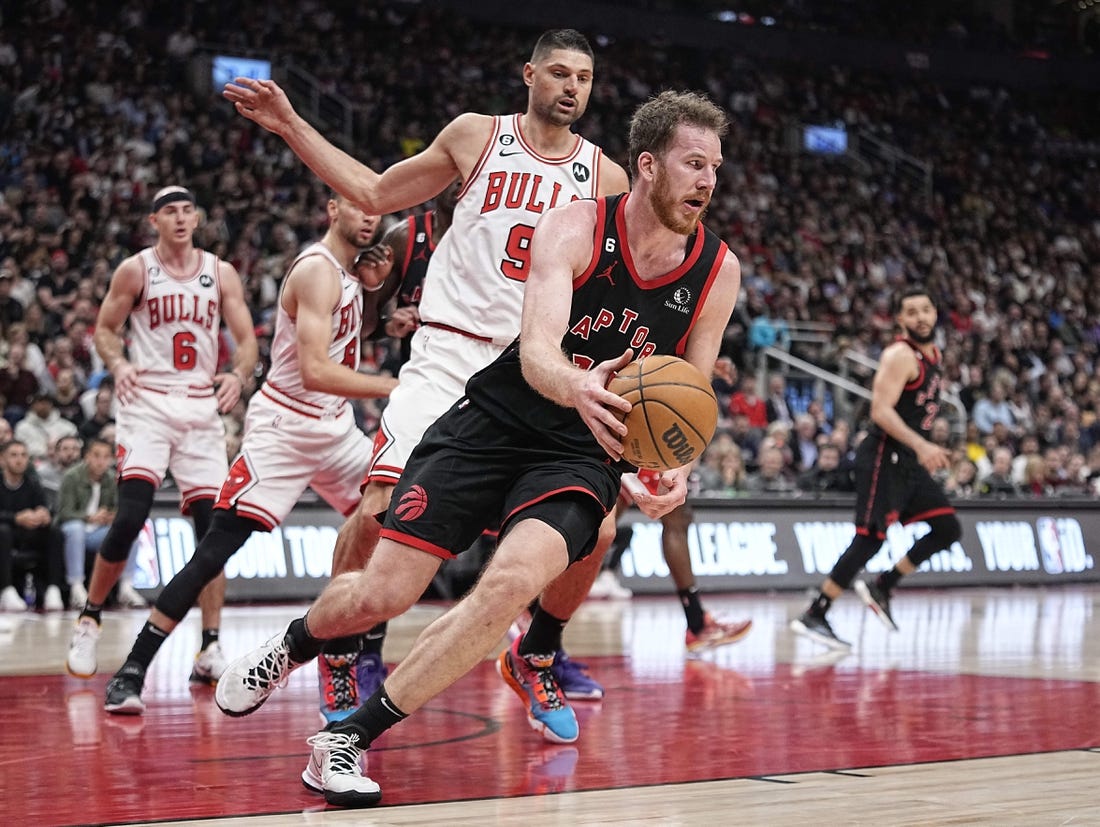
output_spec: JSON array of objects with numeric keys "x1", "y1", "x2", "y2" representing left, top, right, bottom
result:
[
  {"x1": 355, "y1": 651, "x2": 388, "y2": 700},
  {"x1": 497, "y1": 637, "x2": 578, "y2": 744},
  {"x1": 551, "y1": 649, "x2": 604, "y2": 700}
]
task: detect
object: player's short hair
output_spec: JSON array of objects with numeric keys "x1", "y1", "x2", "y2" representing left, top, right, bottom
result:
[
  {"x1": 627, "y1": 91, "x2": 729, "y2": 179},
  {"x1": 894, "y1": 286, "x2": 934, "y2": 314},
  {"x1": 531, "y1": 29, "x2": 593, "y2": 64}
]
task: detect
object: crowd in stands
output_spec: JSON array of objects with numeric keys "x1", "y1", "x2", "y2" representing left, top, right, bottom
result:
[{"x1": 0, "y1": 0, "x2": 1097, "y2": 606}]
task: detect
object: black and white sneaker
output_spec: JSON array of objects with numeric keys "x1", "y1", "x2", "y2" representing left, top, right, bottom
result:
[
  {"x1": 215, "y1": 631, "x2": 303, "y2": 717},
  {"x1": 301, "y1": 730, "x2": 382, "y2": 808},
  {"x1": 104, "y1": 664, "x2": 146, "y2": 715},
  {"x1": 854, "y1": 579, "x2": 899, "y2": 632},
  {"x1": 790, "y1": 612, "x2": 852, "y2": 651}
]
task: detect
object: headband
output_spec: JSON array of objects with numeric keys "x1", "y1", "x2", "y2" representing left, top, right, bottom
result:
[{"x1": 152, "y1": 189, "x2": 196, "y2": 213}]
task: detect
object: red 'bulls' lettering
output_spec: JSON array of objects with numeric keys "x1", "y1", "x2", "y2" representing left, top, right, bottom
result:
[
  {"x1": 148, "y1": 295, "x2": 217, "y2": 330},
  {"x1": 481, "y1": 171, "x2": 574, "y2": 216}
]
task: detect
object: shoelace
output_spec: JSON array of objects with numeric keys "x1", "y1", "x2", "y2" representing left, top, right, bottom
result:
[
  {"x1": 520, "y1": 654, "x2": 565, "y2": 711},
  {"x1": 307, "y1": 732, "x2": 361, "y2": 776},
  {"x1": 243, "y1": 638, "x2": 292, "y2": 692},
  {"x1": 324, "y1": 657, "x2": 358, "y2": 709}
]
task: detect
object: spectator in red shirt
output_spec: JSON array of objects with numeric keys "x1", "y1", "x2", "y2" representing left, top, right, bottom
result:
[{"x1": 728, "y1": 375, "x2": 768, "y2": 430}]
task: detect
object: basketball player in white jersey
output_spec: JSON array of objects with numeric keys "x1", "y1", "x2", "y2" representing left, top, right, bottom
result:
[
  {"x1": 100, "y1": 193, "x2": 397, "y2": 715},
  {"x1": 225, "y1": 29, "x2": 630, "y2": 715},
  {"x1": 66, "y1": 186, "x2": 258, "y2": 685}
]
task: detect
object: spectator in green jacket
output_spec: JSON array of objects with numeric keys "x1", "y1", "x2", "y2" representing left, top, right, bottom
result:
[{"x1": 56, "y1": 437, "x2": 145, "y2": 610}]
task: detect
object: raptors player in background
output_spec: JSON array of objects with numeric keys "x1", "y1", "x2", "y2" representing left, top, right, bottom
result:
[
  {"x1": 791, "y1": 286, "x2": 959, "y2": 651},
  {"x1": 224, "y1": 29, "x2": 629, "y2": 710},
  {"x1": 357, "y1": 180, "x2": 460, "y2": 372},
  {"x1": 66, "y1": 186, "x2": 258, "y2": 684},
  {"x1": 100, "y1": 193, "x2": 396, "y2": 715}
]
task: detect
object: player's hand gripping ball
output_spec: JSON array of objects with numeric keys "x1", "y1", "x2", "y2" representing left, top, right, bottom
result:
[{"x1": 606, "y1": 355, "x2": 718, "y2": 470}]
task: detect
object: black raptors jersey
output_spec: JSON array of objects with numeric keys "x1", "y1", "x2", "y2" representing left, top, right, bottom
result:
[
  {"x1": 465, "y1": 193, "x2": 728, "y2": 459},
  {"x1": 397, "y1": 211, "x2": 434, "y2": 311},
  {"x1": 395, "y1": 211, "x2": 435, "y2": 365},
  {"x1": 868, "y1": 338, "x2": 943, "y2": 457}
]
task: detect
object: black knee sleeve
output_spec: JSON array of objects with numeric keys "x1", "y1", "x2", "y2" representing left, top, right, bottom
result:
[
  {"x1": 828, "y1": 533, "x2": 885, "y2": 590},
  {"x1": 906, "y1": 513, "x2": 963, "y2": 568},
  {"x1": 99, "y1": 480, "x2": 156, "y2": 563},
  {"x1": 154, "y1": 509, "x2": 260, "y2": 622},
  {"x1": 189, "y1": 498, "x2": 214, "y2": 542}
]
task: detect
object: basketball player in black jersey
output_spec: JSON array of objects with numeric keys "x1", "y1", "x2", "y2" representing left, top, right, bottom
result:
[
  {"x1": 356, "y1": 180, "x2": 459, "y2": 369},
  {"x1": 214, "y1": 91, "x2": 740, "y2": 807},
  {"x1": 790, "y1": 287, "x2": 961, "y2": 651}
]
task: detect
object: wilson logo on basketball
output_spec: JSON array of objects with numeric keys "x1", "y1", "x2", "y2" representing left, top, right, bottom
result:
[
  {"x1": 395, "y1": 485, "x2": 429, "y2": 521},
  {"x1": 661, "y1": 422, "x2": 696, "y2": 465}
]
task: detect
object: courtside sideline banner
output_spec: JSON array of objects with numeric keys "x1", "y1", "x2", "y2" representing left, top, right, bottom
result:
[{"x1": 131, "y1": 498, "x2": 1100, "y2": 600}]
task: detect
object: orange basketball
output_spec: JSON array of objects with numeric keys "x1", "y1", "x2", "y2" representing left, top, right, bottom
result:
[{"x1": 606, "y1": 355, "x2": 718, "y2": 471}]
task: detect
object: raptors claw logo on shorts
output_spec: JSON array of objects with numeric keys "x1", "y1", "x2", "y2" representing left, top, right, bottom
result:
[{"x1": 395, "y1": 485, "x2": 429, "y2": 521}]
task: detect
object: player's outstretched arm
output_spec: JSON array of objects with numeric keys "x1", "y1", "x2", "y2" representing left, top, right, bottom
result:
[{"x1": 224, "y1": 78, "x2": 486, "y2": 216}]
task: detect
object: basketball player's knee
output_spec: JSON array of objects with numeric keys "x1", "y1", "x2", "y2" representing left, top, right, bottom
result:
[
  {"x1": 590, "y1": 514, "x2": 617, "y2": 558},
  {"x1": 348, "y1": 573, "x2": 413, "y2": 624},
  {"x1": 929, "y1": 513, "x2": 962, "y2": 547},
  {"x1": 661, "y1": 502, "x2": 693, "y2": 536},
  {"x1": 359, "y1": 481, "x2": 394, "y2": 524},
  {"x1": 100, "y1": 500, "x2": 152, "y2": 562}
]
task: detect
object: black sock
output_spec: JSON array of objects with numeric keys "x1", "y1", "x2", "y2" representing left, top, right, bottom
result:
[
  {"x1": 359, "y1": 622, "x2": 387, "y2": 656},
  {"x1": 808, "y1": 592, "x2": 833, "y2": 618},
  {"x1": 126, "y1": 622, "x2": 170, "y2": 672},
  {"x1": 877, "y1": 569, "x2": 901, "y2": 592},
  {"x1": 201, "y1": 628, "x2": 219, "y2": 651},
  {"x1": 322, "y1": 634, "x2": 362, "y2": 657},
  {"x1": 329, "y1": 684, "x2": 407, "y2": 746},
  {"x1": 80, "y1": 602, "x2": 104, "y2": 625},
  {"x1": 679, "y1": 587, "x2": 705, "y2": 634},
  {"x1": 285, "y1": 615, "x2": 325, "y2": 664},
  {"x1": 518, "y1": 607, "x2": 567, "y2": 656}
]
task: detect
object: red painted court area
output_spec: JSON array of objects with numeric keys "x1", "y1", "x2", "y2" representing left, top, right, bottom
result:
[{"x1": 7, "y1": 653, "x2": 1100, "y2": 826}]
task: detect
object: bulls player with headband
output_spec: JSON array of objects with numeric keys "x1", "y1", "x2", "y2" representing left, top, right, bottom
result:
[
  {"x1": 223, "y1": 29, "x2": 629, "y2": 720},
  {"x1": 791, "y1": 286, "x2": 960, "y2": 651},
  {"x1": 100, "y1": 192, "x2": 397, "y2": 716},
  {"x1": 66, "y1": 186, "x2": 258, "y2": 686},
  {"x1": 214, "y1": 91, "x2": 741, "y2": 807}
]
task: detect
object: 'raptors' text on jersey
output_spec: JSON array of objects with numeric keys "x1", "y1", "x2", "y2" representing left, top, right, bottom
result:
[
  {"x1": 128, "y1": 248, "x2": 222, "y2": 389},
  {"x1": 417, "y1": 113, "x2": 603, "y2": 343},
  {"x1": 869, "y1": 338, "x2": 943, "y2": 454},
  {"x1": 466, "y1": 193, "x2": 728, "y2": 459},
  {"x1": 262, "y1": 242, "x2": 362, "y2": 417}
]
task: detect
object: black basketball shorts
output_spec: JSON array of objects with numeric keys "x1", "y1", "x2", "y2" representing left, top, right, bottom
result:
[
  {"x1": 379, "y1": 399, "x2": 620, "y2": 564},
  {"x1": 852, "y1": 435, "x2": 954, "y2": 539}
]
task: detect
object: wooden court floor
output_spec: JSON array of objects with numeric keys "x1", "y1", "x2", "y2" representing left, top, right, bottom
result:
[{"x1": 2, "y1": 586, "x2": 1099, "y2": 825}]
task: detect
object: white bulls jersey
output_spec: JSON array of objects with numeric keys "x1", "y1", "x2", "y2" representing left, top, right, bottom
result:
[
  {"x1": 417, "y1": 113, "x2": 603, "y2": 343},
  {"x1": 129, "y1": 247, "x2": 222, "y2": 389},
  {"x1": 261, "y1": 242, "x2": 362, "y2": 416}
]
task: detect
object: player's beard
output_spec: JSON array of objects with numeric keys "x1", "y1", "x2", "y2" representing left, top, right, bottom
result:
[
  {"x1": 650, "y1": 165, "x2": 707, "y2": 235},
  {"x1": 904, "y1": 323, "x2": 936, "y2": 344},
  {"x1": 534, "y1": 94, "x2": 584, "y2": 128}
]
